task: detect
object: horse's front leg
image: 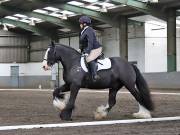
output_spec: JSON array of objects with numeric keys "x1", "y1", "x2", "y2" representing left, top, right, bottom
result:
[
  {"x1": 53, "y1": 84, "x2": 70, "y2": 99},
  {"x1": 60, "y1": 83, "x2": 80, "y2": 121},
  {"x1": 53, "y1": 84, "x2": 70, "y2": 111}
]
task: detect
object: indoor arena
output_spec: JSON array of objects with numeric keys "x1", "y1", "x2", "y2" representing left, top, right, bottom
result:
[{"x1": 0, "y1": 0, "x2": 179, "y2": 134}]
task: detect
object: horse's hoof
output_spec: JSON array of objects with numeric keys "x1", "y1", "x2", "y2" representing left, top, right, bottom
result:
[
  {"x1": 94, "y1": 111, "x2": 107, "y2": 120},
  {"x1": 59, "y1": 110, "x2": 72, "y2": 121},
  {"x1": 94, "y1": 105, "x2": 108, "y2": 120},
  {"x1": 133, "y1": 112, "x2": 152, "y2": 119},
  {"x1": 60, "y1": 113, "x2": 72, "y2": 121}
]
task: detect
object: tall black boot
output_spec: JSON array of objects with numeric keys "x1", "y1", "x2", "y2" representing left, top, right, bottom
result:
[{"x1": 88, "y1": 61, "x2": 100, "y2": 81}]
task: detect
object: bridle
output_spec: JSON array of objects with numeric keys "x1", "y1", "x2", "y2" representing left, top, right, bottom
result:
[{"x1": 44, "y1": 46, "x2": 58, "y2": 66}]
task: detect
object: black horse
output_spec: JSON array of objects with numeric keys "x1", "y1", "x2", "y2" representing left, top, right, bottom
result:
[{"x1": 42, "y1": 42, "x2": 154, "y2": 120}]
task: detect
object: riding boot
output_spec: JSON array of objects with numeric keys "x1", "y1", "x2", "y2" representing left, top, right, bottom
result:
[{"x1": 88, "y1": 61, "x2": 100, "y2": 81}]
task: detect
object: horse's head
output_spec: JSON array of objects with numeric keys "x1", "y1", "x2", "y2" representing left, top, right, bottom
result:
[{"x1": 42, "y1": 41, "x2": 57, "y2": 71}]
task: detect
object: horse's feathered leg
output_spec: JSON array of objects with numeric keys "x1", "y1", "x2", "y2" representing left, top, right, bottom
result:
[
  {"x1": 94, "y1": 83, "x2": 123, "y2": 120},
  {"x1": 53, "y1": 84, "x2": 70, "y2": 99},
  {"x1": 131, "y1": 65, "x2": 154, "y2": 118},
  {"x1": 107, "y1": 86, "x2": 122, "y2": 112},
  {"x1": 132, "y1": 65, "x2": 154, "y2": 111},
  {"x1": 60, "y1": 83, "x2": 80, "y2": 120},
  {"x1": 125, "y1": 84, "x2": 152, "y2": 118},
  {"x1": 53, "y1": 84, "x2": 70, "y2": 111}
]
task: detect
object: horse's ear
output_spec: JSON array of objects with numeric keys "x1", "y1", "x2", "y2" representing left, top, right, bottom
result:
[{"x1": 50, "y1": 41, "x2": 55, "y2": 48}]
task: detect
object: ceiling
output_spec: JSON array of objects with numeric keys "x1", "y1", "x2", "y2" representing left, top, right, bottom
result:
[{"x1": 0, "y1": 0, "x2": 180, "y2": 38}]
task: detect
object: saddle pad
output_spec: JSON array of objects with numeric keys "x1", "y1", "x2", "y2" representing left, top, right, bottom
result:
[{"x1": 81, "y1": 57, "x2": 111, "y2": 72}]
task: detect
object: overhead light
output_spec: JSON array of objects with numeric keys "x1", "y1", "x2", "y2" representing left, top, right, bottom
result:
[
  {"x1": 141, "y1": 0, "x2": 158, "y2": 3},
  {"x1": 5, "y1": 16, "x2": 18, "y2": 20},
  {"x1": 149, "y1": 0, "x2": 158, "y2": 3},
  {"x1": 68, "y1": 1, "x2": 84, "y2": 6},
  {"x1": 100, "y1": 5, "x2": 108, "y2": 12},
  {"x1": 82, "y1": 0, "x2": 98, "y2": 2},
  {"x1": 29, "y1": 17, "x2": 42, "y2": 22},
  {"x1": 50, "y1": 12, "x2": 61, "y2": 17},
  {"x1": 96, "y1": 24, "x2": 111, "y2": 28},
  {"x1": 0, "y1": 0, "x2": 10, "y2": 4},
  {"x1": 3, "y1": 24, "x2": 8, "y2": 31},
  {"x1": 59, "y1": 28, "x2": 71, "y2": 32},
  {"x1": 99, "y1": 2, "x2": 115, "y2": 8},
  {"x1": 4, "y1": 23, "x2": 16, "y2": 28},
  {"x1": 21, "y1": 19, "x2": 31, "y2": 23},
  {"x1": 43, "y1": 7, "x2": 59, "y2": 12},
  {"x1": 61, "y1": 10, "x2": 75, "y2": 16},
  {"x1": 33, "y1": 9, "x2": 48, "y2": 14},
  {"x1": 86, "y1": 5, "x2": 100, "y2": 10},
  {"x1": 29, "y1": 19, "x2": 35, "y2": 26},
  {"x1": 14, "y1": 14, "x2": 28, "y2": 18},
  {"x1": 62, "y1": 13, "x2": 67, "y2": 20}
]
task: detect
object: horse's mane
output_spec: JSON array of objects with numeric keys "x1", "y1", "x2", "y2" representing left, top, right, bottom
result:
[{"x1": 55, "y1": 43, "x2": 81, "y2": 55}]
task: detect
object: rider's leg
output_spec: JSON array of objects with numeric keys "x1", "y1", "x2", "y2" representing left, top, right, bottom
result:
[
  {"x1": 88, "y1": 60, "x2": 99, "y2": 80},
  {"x1": 86, "y1": 47, "x2": 102, "y2": 62},
  {"x1": 86, "y1": 47, "x2": 102, "y2": 81}
]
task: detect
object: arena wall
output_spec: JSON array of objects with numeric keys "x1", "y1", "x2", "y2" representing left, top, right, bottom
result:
[{"x1": 0, "y1": 63, "x2": 51, "y2": 88}]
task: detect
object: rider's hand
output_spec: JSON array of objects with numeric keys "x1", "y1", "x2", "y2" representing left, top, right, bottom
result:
[
  {"x1": 84, "y1": 53, "x2": 89, "y2": 56},
  {"x1": 78, "y1": 49, "x2": 81, "y2": 53}
]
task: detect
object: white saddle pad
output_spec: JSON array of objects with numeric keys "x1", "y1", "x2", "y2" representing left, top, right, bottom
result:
[{"x1": 81, "y1": 56, "x2": 111, "y2": 72}]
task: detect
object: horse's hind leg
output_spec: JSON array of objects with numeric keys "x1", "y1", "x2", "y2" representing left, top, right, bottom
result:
[
  {"x1": 125, "y1": 84, "x2": 151, "y2": 118},
  {"x1": 94, "y1": 83, "x2": 123, "y2": 120}
]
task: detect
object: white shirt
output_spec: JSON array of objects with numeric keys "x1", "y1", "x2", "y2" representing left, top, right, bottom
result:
[{"x1": 81, "y1": 26, "x2": 89, "y2": 35}]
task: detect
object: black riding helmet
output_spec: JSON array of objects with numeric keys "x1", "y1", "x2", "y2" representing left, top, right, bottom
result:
[{"x1": 79, "y1": 16, "x2": 91, "y2": 25}]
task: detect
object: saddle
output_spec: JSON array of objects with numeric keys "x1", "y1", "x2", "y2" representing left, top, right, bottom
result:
[{"x1": 80, "y1": 54, "x2": 111, "y2": 72}]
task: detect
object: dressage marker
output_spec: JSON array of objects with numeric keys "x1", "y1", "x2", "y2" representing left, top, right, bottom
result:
[{"x1": 0, "y1": 116, "x2": 179, "y2": 131}]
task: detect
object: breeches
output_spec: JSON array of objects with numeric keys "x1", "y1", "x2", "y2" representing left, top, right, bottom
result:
[{"x1": 86, "y1": 47, "x2": 102, "y2": 63}]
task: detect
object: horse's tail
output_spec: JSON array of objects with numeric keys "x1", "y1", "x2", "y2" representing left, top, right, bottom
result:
[{"x1": 132, "y1": 65, "x2": 154, "y2": 111}]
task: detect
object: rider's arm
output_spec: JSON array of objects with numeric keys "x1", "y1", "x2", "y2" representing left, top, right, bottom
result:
[
  {"x1": 79, "y1": 33, "x2": 83, "y2": 53},
  {"x1": 84, "y1": 29, "x2": 94, "y2": 54}
]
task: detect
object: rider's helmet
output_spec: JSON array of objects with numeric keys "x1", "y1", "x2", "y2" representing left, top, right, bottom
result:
[{"x1": 79, "y1": 16, "x2": 91, "y2": 25}]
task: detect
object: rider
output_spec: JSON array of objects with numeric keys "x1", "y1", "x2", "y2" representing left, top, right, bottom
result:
[{"x1": 79, "y1": 16, "x2": 102, "y2": 81}]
